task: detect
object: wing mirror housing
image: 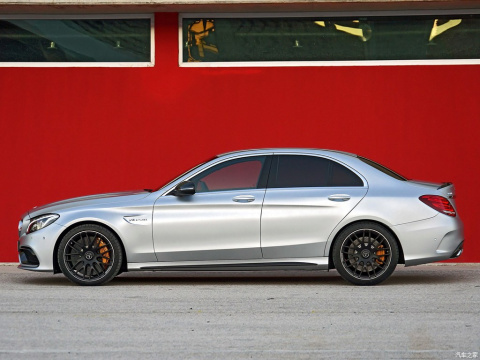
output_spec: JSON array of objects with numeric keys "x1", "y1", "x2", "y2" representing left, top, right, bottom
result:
[{"x1": 174, "y1": 180, "x2": 196, "y2": 196}]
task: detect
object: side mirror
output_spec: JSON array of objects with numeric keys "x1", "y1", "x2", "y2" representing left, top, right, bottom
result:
[{"x1": 174, "y1": 180, "x2": 196, "y2": 196}]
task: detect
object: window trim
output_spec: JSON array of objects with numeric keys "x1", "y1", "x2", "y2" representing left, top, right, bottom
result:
[
  {"x1": 179, "y1": 10, "x2": 480, "y2": 67},
  {"x1": 0, "y1": 14, "x2": 155, "y2": 67},
  {"x1": 358, "y1": 156, "x2": 408, "y2": 181}
]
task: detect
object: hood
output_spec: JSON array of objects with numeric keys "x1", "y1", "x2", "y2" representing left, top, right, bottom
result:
[{"x1": 26, "y1": 190, "x2": 151, "y2": 219}]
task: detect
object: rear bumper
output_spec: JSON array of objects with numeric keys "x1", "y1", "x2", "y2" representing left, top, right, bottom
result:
[
  {"x1": 392, "y1": 214, "x2": 464, "y2": 267},
  {"x1": 449, "y1": 241, "x2": 464, "y2": 259}
]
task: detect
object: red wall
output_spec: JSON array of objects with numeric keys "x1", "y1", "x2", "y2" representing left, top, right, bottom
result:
[{"x1": 1, "y1": 13, "x2": 479, "y2": 262}]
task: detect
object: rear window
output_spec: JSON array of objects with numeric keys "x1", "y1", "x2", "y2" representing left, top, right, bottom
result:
[{"x1": 359, "y1": 156, "x2": 407, "y2": 181}]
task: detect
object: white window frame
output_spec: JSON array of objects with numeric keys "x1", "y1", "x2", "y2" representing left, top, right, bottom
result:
[
  {"x1": 179, "y1": 10, "x2": 480, "y2": 67},
  {"x1": 0, "y1": 14, "x2": 155, "y2": 67}
]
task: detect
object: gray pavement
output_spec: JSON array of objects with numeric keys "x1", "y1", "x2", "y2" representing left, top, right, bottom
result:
[{"x1": 0, "y1": 263, "x2": 479, "y2": 360}]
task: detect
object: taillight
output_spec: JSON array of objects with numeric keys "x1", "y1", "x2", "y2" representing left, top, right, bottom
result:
[{"x1": 419, "y1": 195, "x2": 456, "y2": 217}]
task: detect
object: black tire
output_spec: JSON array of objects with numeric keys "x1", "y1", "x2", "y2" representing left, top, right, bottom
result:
[
  {"x1": 58, "y1": 224, "x2": 122, "y2": 286},
  {"x1": 332, "y1": 222, "x2": 399, "y2": 286}
]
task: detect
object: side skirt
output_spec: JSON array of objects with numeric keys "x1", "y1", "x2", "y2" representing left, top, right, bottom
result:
[{"x1": 127, "y1": 257, "x2": 329, "y2": 272}]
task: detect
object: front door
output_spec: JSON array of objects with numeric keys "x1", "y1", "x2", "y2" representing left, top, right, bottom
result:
[{"x1": 153, "y1": 155, "x2": 270, "y2": 262}]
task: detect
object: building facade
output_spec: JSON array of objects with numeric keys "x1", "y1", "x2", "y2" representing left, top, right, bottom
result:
[{"x1": 1, "y1": 0, "x2": 479, "y2": 262}]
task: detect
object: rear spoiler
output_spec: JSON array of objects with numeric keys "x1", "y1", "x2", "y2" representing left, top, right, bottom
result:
[{"x1": 438, "y1": 182, "x2": 452, "y2": 190}]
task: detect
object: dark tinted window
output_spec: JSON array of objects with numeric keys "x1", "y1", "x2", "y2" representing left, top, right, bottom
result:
[
  {"x1": 191, "y1": 156, "x2": 266, "y2": 193},
  {"x1": 270, "y1": 155, "x2": 363, "y2": 188},
  {"x1": 359, "y1": 156, "x2": 407, "y2": 181},
  {"x1": 182, "y1": 15, "x2": 480, "y2": 63},
  {"x1": 330, "y1": 161, "x2": 364, "y2": 186},
  {"x1": 0, "y1": 18, "x2": 151, "y2": 62}
]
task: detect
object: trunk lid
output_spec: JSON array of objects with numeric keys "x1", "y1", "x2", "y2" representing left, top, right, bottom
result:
[{"x1": 408, "y1": 180, "x2": 457, "y2": 209}]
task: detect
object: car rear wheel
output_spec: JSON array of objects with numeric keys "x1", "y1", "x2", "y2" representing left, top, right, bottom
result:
[
  {"x1": 58, "y1": 224, "x2": 122, "y2": 286},
  {"x1": 332, "y1": 222, "x2": 399, "y2": 286}
]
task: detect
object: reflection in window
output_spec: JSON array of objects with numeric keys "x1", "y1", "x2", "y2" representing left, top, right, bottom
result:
[
  {"x1": 182, "y1": 15, "x2": 480, "y2": 62},
  {"x1": 186, "y1": 19, "x2": 218, "y2": 62},
  {"x1": 0, "y1": 18, "x2": 151, "y2": 62},
  {"x1": 191, "y1": 157, "x2": 265, "y2": 193}
]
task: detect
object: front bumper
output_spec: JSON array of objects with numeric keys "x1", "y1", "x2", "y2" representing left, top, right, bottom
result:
[
  {"x1": 17, "y1": 223, "x2": 65, "y2": 272},
  {"x1": 393, "y1": 214, "x2": 464, "y2": 267}
]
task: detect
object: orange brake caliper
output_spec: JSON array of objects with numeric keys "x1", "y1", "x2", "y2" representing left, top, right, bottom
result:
[
  {"x1": 376, "y1": 245, "x2": 385, "y2": 265},
  {"x1": 97, "y1": 239, "x2": 110, "y2": 267}
]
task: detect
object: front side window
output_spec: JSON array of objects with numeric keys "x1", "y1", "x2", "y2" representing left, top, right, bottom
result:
[
  {"x1": 269, "y1": 155, "x2": 363, "y2": 188},
  {"x1": 190, "y1": 156, "x2": 266, "y2": 193}
]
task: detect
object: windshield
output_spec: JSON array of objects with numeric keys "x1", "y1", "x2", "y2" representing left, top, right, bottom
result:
[
  {"x1": 153, "y1": 156, "x2": 217, "y2": 192},
  {"x1": 358, "y1": 156, "x2": 408, "y2": 181}
]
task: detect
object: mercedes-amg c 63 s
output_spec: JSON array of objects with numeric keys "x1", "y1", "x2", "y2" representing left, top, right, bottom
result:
[{"x1": 17, "y1": 149, "x2": 464, "y2": 286}]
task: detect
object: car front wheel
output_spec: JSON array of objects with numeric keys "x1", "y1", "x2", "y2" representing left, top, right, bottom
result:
[
  {"x1": 332, "y1": 222, "x2": 399, "y2": 286},
  {"x1": 58, "y1": 224, "x2": 122, "y2": 286}
]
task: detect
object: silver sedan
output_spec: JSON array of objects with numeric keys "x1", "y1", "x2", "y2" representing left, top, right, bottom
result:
[{"x1": 17, "y1": 149, "x2": 464, "y2": 286}]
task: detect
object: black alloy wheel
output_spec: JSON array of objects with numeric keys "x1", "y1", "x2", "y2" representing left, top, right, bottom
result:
[
  {"x1": 58, "y1": 224, "x2": 122, "y2": 286},
  {"x1": 332, "y1": 222, "x2": 399, "y2": 286}
]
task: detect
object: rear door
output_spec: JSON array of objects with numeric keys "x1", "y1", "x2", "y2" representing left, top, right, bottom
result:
[{"x1": 261, "y1": 154, "x2": 368, "y2": 258}]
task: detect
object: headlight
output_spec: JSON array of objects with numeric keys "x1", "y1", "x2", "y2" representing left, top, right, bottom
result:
[
  {"x1": 18, "y1": 220, "x2": 23, "y2": 236},
  {"x1": 27, "y1": 214, "x2": 59, "y2": 234}
]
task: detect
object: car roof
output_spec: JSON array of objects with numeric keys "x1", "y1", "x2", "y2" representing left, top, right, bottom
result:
[{"x1": 217, "y1": 148, "x2": 358, "y2": 158}]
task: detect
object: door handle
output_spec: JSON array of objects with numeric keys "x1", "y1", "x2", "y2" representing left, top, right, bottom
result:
[
  {"x1": 328, "y1": 194, "x2": 351, "y2": 202},
  {"x1": 232, "y1": 195, "x2": 255, "y2": 203}
]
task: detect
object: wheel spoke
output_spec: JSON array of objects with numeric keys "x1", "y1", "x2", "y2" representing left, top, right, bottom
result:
[
  {"x1": 88, "y1": 264, "x2": 95, "y2": 279},
  {"x1": 90, "y1": 232, "x2": 98, "y2": 247},
  {"x1": 84, "y1": 264, "x2": 89, "y2": 279},
  {"x1": 93, "y1": 263, "x2": 105, "y2": 276},
  {"x1": 67, "y1": 242, "x2": 82, "y2": 252},
  {"x1": 357, "y1": 264, "x2": 363, "y2": 278},
  {"x1": 85, "y1": 232, "x2": 92, "y2": 248},
  {"x1": 80, "y1": 232, "x2": 88, "y2": 247},
  {"x1": 96, "y1": 262, "x2": 106, "y2": 275},
  {"x1": 70, "y1": 259, "x2": 83, "y2": 270}
]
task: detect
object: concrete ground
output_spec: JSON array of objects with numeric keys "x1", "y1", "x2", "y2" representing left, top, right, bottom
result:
[{"x1": 0, "y1": 263, "x2": 479, "y2": 360}]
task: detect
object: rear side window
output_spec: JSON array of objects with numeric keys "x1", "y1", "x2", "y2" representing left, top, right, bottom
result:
[
  {"x1": 330, "y1": 161, "x2": 364, "y2": 186},
  {"x1": 269, "y1": 155, "x2": 363, "y2": 188}
]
